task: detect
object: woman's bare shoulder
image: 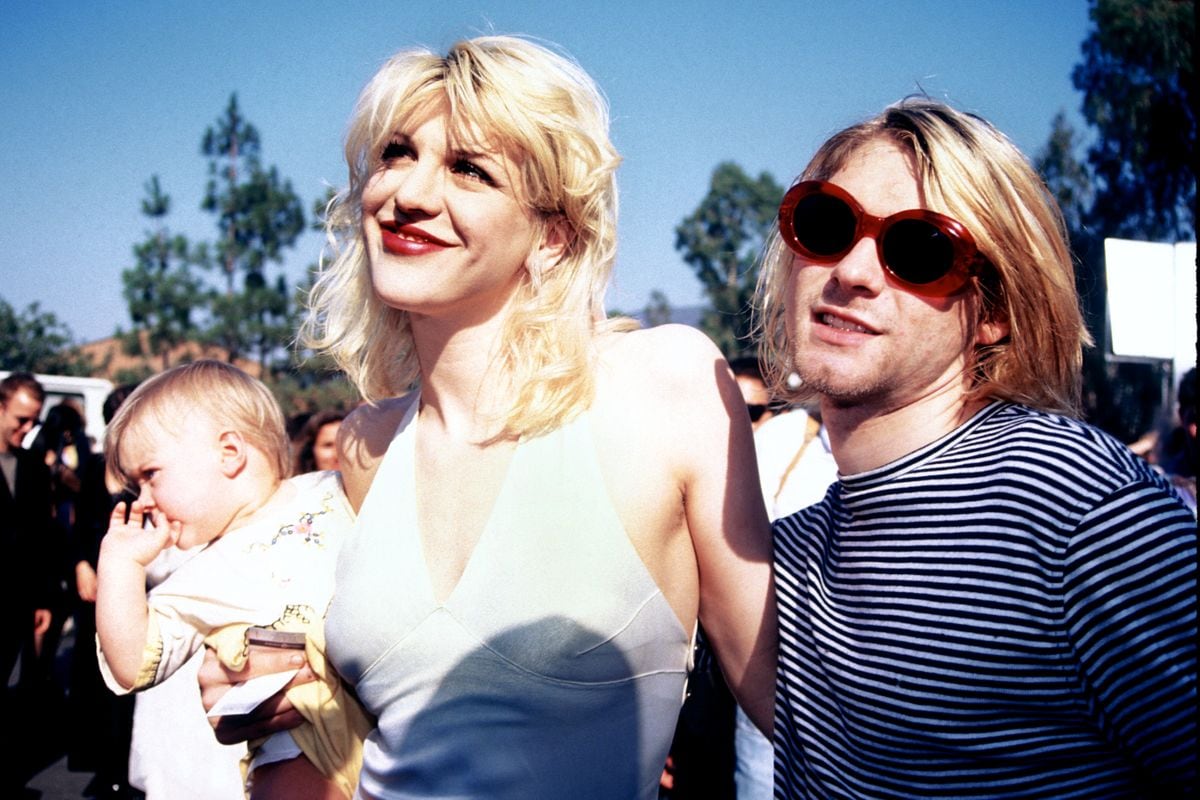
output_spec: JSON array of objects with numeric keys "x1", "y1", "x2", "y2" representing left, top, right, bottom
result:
[
  {"x1": 593, "y1": 324, "x2": 735, "y2": 439},
  {"x1": 598, "y1": 323, "x2": 725, "y2": 376}
]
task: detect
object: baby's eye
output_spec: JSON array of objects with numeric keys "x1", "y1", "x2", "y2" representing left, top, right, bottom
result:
[{"x1": 452, "y1": 158, "x2": 495, "y2": 185}]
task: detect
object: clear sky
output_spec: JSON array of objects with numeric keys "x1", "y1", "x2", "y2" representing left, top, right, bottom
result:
[{"x1": 2, "y1": 0, "x2": 1093, "y2": 344}]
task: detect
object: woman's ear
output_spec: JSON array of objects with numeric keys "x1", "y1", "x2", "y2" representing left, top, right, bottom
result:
[
  {"x1": 217, "y1": 430, "x2": 248, "y2": 478},
  {"x1": 528, "y1": 216, "x2": 570, "y2": 281}
]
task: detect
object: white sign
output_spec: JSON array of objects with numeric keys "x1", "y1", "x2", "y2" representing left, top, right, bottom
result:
[{"x1": 1105, "y1": 238, "x2": 1197, "y2": 379}]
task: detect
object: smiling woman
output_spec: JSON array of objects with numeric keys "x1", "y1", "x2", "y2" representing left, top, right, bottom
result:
[{"x1": 201, "y1": 34, "x2": 776, "y2": 800}]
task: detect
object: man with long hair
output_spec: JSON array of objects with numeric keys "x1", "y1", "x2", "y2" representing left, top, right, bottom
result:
[{"x1": 757, "y1": 99, "x2": 1196, "y2": 798}]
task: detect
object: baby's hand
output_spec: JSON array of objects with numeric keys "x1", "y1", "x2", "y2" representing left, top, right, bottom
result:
[{"x1": 102, "y1": 501, "x2": 181, "y2": 567}]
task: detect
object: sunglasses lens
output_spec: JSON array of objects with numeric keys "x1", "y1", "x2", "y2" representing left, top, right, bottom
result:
[
  {"x1": 791, "y1": 192, "x2": 857, "y2": 258},
  {"x1": 881, "y1": 219, "x2": 956, "y2": 285}
]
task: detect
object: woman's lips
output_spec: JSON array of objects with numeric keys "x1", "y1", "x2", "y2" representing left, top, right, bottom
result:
[{"x1": 379, "y1": 221, "x2": 453, "y2": 255}]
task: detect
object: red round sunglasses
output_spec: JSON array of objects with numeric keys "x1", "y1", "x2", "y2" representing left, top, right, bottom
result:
[{"x1": 778, "y1": 180, "x2": 987, "y2": 297}]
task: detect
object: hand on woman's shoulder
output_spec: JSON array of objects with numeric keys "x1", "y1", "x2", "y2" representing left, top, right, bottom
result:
[{"x1": 337, "y1": 392, "x2": 419, "y2": 511}]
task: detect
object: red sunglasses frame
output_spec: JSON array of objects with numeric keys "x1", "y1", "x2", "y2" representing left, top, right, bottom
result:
[{"x1": 778, "y1": 180, "x2": 986, "y2": 297}]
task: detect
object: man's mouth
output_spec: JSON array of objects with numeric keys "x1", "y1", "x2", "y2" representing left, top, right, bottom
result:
[{"x1": 819, "y1": 312, "x2": 873, "y2": 334}]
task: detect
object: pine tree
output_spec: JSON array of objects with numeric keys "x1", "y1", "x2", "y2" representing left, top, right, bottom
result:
[
  {"x1": 120, "y1": 175, "x2": 205, "y2": 372},
  {"x1": 199, "y1": 94, "x2": 305, "y2": 371}
]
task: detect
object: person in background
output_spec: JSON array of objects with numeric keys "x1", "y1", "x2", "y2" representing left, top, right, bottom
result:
[
  {"x1": 68, "y1": 384, "x2": 139, "y2": 798},
  {"x1": 293, "y1": 409, "x2": 347, "y2": 475},
  {"x1": 757, "y1": 97, "x2": 1196, "y2": 798},
  {"x1": 1156, "y1": 366, "x2": 1196, "y2": 513},
  {"x1": 27, "y1": 401, "x2": 89, "y2": 695},
  {"x1": 1, "y1": 372, "x2": 55, "y2": 795}
]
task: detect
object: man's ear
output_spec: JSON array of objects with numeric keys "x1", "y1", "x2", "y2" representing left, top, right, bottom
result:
[
  {"x1": 217, "y1": 430, "x2": 248, "y2": 478},
  {"x1": 977, "y1": 315, "x2": 1010, "y2": 346}
]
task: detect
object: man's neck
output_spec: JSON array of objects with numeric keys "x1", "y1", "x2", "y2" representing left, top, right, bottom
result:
[{"x1": 821, "y1": 388, "x2": 992, "y2": 476}]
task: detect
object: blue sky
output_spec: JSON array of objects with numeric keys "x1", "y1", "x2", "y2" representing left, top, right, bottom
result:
[{"x1": 2, "y1": 1, "x2": 1093, "y2": 343}]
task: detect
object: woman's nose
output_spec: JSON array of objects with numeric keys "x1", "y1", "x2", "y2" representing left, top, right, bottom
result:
[{"x1": 390, "y1": 161, "x2": 443, "y2": 216}]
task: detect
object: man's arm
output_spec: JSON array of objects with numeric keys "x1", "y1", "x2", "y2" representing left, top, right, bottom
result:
[{"x1": 1065, "y1": 481, "x2": 1197, "y2": 791}]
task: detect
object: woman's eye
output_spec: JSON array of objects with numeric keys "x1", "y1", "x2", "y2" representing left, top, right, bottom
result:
[
  {"x1": 381, "y1": 141, "x2": 413, "y2": 162},
  {"x1": 453, "y1": 159, "x2": 494, "y2": 185}
]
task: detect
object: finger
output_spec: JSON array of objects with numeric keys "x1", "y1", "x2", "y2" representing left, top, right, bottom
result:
[
  {"x1": 110, "y1": 501, "x2": 128, "y2": 525},
  {"x1": 197, "y1": 647, "x2": 310, "y2": 712},
  {"x1": 243, "y1": 646, "x2": 311, "y2": 680},
  {"x1": 212, "y1": 707, "x2": 305, "y2": 746},
  {"x1": 198, "y1": 647, "x2": 247, "y2": 708}
]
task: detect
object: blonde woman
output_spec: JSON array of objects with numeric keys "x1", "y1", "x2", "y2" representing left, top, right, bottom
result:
[{"x1": 203, "y1": 35, "x2": 773, "y2": 800}]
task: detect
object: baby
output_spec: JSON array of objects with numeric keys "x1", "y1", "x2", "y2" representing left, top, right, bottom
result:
[{"x1": 95, "y1": 360, "x2": 368, "y2": 799}]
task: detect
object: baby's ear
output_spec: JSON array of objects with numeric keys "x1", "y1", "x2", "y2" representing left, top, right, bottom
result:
[{"x1": 217, "y1": 430, "x2": 248, "y2": 478}]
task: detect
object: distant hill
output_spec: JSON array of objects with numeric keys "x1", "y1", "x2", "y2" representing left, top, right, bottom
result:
[
  {"x1": 623, "y1": 304, "x2": 707, "y2": 329},
  {"x1": 76, "y1": 332, "x2": 262, "y2": 381}
]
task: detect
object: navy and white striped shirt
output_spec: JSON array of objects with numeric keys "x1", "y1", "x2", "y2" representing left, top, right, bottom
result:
[{"x1": 774, "y1": 402, "x2": 1196, "y2": 799}]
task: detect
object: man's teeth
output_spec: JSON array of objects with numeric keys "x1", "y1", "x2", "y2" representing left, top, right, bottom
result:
[{"x1": 822, "y1": 313, "x2": 869, "y2": 333}]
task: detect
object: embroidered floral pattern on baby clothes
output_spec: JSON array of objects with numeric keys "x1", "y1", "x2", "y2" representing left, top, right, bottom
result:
[{"x1": 271, "y1": 490, "x2": 338, "y2": 547}]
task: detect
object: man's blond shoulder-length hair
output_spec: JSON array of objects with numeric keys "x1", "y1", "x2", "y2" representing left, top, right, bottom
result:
[
  {"x1": 756, "y1": 98, "x2": 1091, "y2": 416},
  {"x1": 299, "y1": 35, "x2": 636, "y2": 439},
  {"x1": 104, "y1": 360, "x2": 289, "y2": 492}
]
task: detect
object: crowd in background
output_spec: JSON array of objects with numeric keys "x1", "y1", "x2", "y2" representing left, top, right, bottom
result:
[{"x1": 1, "y1": 360, "x2": 1193, "y2": 798}]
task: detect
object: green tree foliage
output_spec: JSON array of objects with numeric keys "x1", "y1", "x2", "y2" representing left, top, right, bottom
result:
[
  {"x1": 120, "y1": 175, "x2": 206, "y2": 372},
  {"x1": 1072, "y1": 0, "x2": 1195, "y2": 240},
  {"x1": 0, "y1": 297, "x2": 94, "y2": 375},
  {"x1": 277, "y1": 189, "x2": 359, "y2": 412},
  {"x1": 675, "y1": 162, "x2": 783, "y2": 358},
  {"x1": 200, "y1": 94, "x2": 305, "y2": 370},
  {"x1": 1033, "y1": 111, "x2": 1093, "y2": 240},
  {"x1": 1032, "y1": 0, "x2": 1196, "y2": 443}
]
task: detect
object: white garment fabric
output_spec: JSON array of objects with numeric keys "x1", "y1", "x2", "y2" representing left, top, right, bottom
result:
[
  {"x1": 326, "y1": 399, "x2": 691, "y2": 799},
  {"x1": 753, "y1": 408, "x2": 838, "y2": 522},
  {"x1": 128, "y1": 546, "x2": 244, "y2": 799},
  {"x1": 128, "y1": 648, "x2": 246, "y2": 799}
]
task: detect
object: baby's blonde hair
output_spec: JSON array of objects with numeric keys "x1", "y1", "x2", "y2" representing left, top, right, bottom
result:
[{"x1": 105, "y1": 360, "x2": 289, "y2": 491}]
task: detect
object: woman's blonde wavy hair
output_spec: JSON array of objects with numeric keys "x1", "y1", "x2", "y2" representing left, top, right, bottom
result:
[
  {"x1": 756, "y1": 98, "x2": 1091, "y2": 416},
  {"x1": 299, "y1": 35, "x2": 635, "y2": 439}
]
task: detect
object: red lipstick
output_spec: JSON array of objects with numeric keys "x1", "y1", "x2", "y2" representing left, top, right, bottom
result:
[{"x1": 379, "y1": 221, "x2": 452, "y2": 256}]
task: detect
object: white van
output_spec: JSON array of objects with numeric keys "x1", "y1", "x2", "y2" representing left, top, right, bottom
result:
[{"x1": 0, "y1": 370, "x2": 115, "y2": 448}]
